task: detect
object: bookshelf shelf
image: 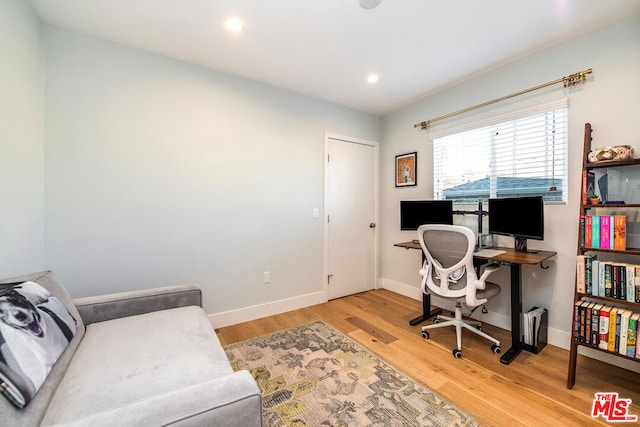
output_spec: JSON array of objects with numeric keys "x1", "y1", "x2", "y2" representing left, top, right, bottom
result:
[
  {"x1": 584, "y1": 203, "x2": 640, "y2": 209},
  {"x1": 574, "y1": 341, "x2": 640, "y2": 363},
  {"x1": 567, "y1": 123, "x2": 640, "y2": 389},
  {"x1": 581, "y1": 247, "x2": 640, "y2": 256},
  {"x1": 577, "y1": 293, "x2": 640, "y2": 309}
]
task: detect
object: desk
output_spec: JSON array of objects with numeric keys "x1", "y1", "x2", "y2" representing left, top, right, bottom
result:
[{"x1": 394, "y1": 241, "x2": 556, "y2": 365}]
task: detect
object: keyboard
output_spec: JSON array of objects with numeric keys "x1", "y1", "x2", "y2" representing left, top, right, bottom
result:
[{"x1": 474, "y1": 248, "x2": 506, "y2": 258}]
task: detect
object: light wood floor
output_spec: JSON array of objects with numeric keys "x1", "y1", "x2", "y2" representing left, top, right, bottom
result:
[{"x1": 216, "y1": 289, "x2": 640, "y2": 426}]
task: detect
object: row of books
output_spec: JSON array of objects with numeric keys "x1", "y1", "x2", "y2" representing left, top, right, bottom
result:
[
  {"x1": 576, "y1": 255, "x2": 640, "y2": 302},
  {"x1": 580, "y1": 215, "x2": 626, "y2": 250},
  {"x1": 573, "y1": 301, "x2": 640, "y2": 359}
]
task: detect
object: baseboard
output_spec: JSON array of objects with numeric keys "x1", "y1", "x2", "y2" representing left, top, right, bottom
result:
[{"x1": 208, "y1": 290, "x2": 327, "y2": 329}]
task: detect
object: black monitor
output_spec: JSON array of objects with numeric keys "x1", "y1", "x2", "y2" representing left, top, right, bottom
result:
[
  {"x1": 488, "y1": 196, "x2": 544, "y2": 251},
  {"x1": 400, "y1": 200, "x2": 453, "y2": 230}
]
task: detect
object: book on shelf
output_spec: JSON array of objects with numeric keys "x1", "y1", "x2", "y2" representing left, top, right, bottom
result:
[
  {"x1": 608, "y1": 307, "x2": 618, "y2": 352},
  {"x1": 573, "y1": 300, "x2": 640, "y2": 357},
  {"x1": 604, "y1": 263, "x2": 613, "y2": 297},
  {"x1": 636, "y1": 267, "x2": 640, "y2": 303},
  {"x1": 614, "y1": 215, "x2": 627, "y2": 250},
  {"x1": 600, "y1": 215, "x2": 611, "y2": 249},
  {"x1": 576, "y1": 257, "x2": 640, "y2": 301},
  {"x1": 586, "y1": 302, "x2": 595, "y2": 344},
  {"x1": 626, "y1": 264, "x2": 635, "y2": 303},
  {"x1": 599, "y1": 305, "x2": 611, "y2": 350},
  {"x1": 615, "y1": 309, "x2": 622, "y2": 353},
  {"x1": 619, "y1": 309, "x2": 632, "y2": 355},
  {"x1": 576, "y1": 255, "x2": 586, "y2": 294},
  {"x1": 573, "y1": 301, "x2": 582, "y2": 341},
  {"x1": 591, "y1": 303, "x2": 602, "y2": 344},
  {"x1": 630, "y1": 313, "x2": 640, "y2": 358},
  {"x1": 592, "y1": 260, "x2": 600, "y2": 297},
  {"x1": 599, "y1": 262, "x2": 606, "y2": 297},
  {"x1": 585, "y1": 255, "x2": 594, "y2": 295},
  {"x1": 580, "y1": 215, "x2": 627, "y2": 250},
  {"x1": 592, "y1": 215, "x2": 600, "y2": 248}
]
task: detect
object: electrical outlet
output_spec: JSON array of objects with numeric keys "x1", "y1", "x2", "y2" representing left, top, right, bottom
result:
[{"x1": 263, "y1": 271, "x2": 271, "y2": 284}]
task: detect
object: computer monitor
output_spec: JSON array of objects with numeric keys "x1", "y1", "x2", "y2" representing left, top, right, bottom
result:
[
  {"x1": 488, "y1": 196, "x2": 544, "y2": 251},
  {"x1": 400, "y1": 200, "x2": 454, "y2": 230}
]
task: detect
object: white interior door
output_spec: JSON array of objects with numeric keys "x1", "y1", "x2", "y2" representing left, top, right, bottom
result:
[{"x1": 326, "y1": 135, "x2": 377, "y2": 300}]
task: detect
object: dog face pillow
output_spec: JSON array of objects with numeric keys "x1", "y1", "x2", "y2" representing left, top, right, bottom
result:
[{"x1": 0, "y1": 281, "x2": 78, "y2": 408}]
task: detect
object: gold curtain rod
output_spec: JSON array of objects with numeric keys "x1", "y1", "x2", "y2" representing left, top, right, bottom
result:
[{"x1": 413, "y1": 68, "x2": 592, "y2": 130}]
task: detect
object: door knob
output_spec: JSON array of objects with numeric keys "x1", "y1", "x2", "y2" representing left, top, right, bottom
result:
[{"x1": 369, "y1": 223, "x2": 376, "y2": 228}]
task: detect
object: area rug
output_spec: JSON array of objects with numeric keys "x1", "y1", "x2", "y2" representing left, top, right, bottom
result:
[{"x1": 223, "y1": 320, "x2": 477, "y2": 427}]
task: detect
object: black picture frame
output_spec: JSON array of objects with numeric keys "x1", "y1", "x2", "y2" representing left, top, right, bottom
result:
[{"x1": 395, "y1": 152, "x2": 417, "y2": 187}]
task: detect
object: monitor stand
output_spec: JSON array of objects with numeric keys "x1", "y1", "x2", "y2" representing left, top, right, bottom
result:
[{"x1": 514, "y1": 236, "x2": 528, "y2": 252}]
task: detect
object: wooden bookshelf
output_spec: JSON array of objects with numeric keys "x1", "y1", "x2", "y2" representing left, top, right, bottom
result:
[{"x1": 567, "y1": 123, "x2": 640, "y2": 388}]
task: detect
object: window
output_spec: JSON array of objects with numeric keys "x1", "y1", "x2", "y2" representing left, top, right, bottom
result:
[{"x1": 433, "y1": 101, "x2": 567, "y2": 203}]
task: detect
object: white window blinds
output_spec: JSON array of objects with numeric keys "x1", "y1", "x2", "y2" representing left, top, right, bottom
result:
[{"x1": 433, "y1": 102, "x2": 568, "y2": 203}]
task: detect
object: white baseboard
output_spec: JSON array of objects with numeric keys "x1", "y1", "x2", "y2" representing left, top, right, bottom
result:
[{"x1": 208, "y1": 290, "x2": 327, "y2": 329}]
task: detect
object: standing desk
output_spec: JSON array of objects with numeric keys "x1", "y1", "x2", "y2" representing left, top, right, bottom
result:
[{"x1": 394, "y1": 241, "x2": 556, "y2": 365}]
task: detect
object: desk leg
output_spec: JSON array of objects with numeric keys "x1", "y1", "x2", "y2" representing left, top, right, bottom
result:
[
  {"x1": 500, "y1": 263, "x2": 523, "y2": 365},
  {"x1": 409, "y1": 293, "x2": 442, "y2": 326}
]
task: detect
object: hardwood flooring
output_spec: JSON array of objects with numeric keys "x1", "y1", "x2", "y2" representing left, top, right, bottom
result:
[{"x1": 215, "y1": 289, "x2": 640, "y2": 426}]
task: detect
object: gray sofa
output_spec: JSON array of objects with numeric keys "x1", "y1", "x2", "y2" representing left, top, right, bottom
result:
[{"x1": 0, "y1": 271, "x2": 262, "y2": 426}]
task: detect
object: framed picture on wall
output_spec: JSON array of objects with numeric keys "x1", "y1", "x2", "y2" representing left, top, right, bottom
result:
[{"x1": 395, "y1": 152, "x2": 417, "y2": 187}]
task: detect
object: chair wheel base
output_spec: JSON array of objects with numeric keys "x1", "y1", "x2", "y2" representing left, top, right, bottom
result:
[
  {"x1": 492, "y1": 344, "x2": 501, "y2": 354},
  {"x1": 421, "y1": 331, "x2": 429, "y2": 339},
  {"x1": 433, "y1": 318, "x2": 441, "y2": 324},
  {"x1": 452, "y1": 349, "x2": 462, "y2": 358}
]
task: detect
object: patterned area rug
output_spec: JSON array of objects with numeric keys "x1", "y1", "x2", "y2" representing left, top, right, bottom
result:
[{"x1": 224, "y1": 320, "x2": 477, "y2": 426}]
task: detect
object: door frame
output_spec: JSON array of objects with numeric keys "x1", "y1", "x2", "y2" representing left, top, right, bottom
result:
[{"x1": 323, "y1": 133, "x2": 380, "y2": 300}]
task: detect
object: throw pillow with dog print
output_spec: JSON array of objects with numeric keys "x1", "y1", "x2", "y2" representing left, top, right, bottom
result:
[{"x1": 0, "y1": 281, "x2": 77, "y2": 408}]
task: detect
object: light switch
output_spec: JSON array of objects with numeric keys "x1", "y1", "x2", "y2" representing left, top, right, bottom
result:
[{"x1": 313, "y1": 208, "x2": 320, "y2": 219}]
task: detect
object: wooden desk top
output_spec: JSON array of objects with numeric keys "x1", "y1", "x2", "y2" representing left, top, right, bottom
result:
[{"x1": 394, "y1": 241, "x2": 556, "y2": 265}]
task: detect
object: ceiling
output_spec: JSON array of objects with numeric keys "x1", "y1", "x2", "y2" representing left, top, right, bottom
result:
[{"x1": 30, "y1": 0, "x2": 640, "y2": 116}]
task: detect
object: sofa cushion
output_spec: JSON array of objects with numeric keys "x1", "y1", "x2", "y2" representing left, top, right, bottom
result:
[
  {"x1": 0, "y1": 271, "x2": 86, "y2": 427},
  {"x1": 0, "y1": 281, "x2": 79, "y2": 408},
  {"x1": 40, "y1": 305, "x2": 233, "y2": 425}
]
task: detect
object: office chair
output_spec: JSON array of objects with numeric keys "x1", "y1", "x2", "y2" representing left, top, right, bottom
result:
[{"x1": 417, "y1": 224, "x2": 502, "y2": 358}]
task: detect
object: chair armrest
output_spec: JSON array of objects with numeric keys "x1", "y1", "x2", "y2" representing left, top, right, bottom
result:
[
  {"x1": 478, "y1": 264, "x2": 500, "y2": 283},
  {"x1": 50, "y1": 371, "x2": 262, "y2": 427},
  {"x1": 73, "y1": 284, "x2": 202, "y2": 325}
]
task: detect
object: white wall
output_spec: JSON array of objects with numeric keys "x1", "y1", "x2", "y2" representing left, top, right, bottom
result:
[
  {"x1": 0, "y1": 0, "x2": 44, "y2": 277},
  {"x1": 380, "y1": 14, "x2": 640, "y2": 366},
  {"x1": 42, "y1": 27, "x2": 381, "y2": 324}
]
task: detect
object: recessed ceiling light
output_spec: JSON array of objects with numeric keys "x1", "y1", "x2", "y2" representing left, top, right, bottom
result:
[
  {"x1": 360, "y1": 0, "x2": 382, "y2": 9},
  {"x1": 225, "y1": 17, "x2": 244, "y2": 33},
  {"x1": 367, "y1": 73, "x2": 379, "y2": 84}
]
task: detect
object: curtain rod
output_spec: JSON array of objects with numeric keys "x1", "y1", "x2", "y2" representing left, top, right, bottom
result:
[{"x1": 413, "y1": 68, "x2": 592, "y2": 130}]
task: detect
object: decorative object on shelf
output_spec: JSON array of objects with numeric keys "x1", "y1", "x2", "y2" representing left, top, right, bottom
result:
[
  {"x1": 588, "y1": 145, "x2": 634, "y2": 163},
  {"x1": 395, "y1": 152, "x2": 417, "y2": 187},
  {"x1": 587, "y1": 189, "x2": 600, "y2": 205}
]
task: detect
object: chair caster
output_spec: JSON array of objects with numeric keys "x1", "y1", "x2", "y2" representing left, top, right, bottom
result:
[
  {"x1": 491, "y1": 344, "x2": 501, "y2": 354},
  {"x1": 433, "y1": 318, "x2": 441, "y2": 324},
  {"x1": 452, "y1": 349, "x2": 462, "y2": 359},
  {"x1": 421, "y1": 331, "x2": 429, "y2": 339},
  {"x1": 475, "y1": 325, "x2": 483, "y2": 331}
]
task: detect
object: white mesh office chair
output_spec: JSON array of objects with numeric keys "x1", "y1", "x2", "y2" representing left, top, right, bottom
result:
[{"x1": 417, "y1": 224, "x2": 502, "y2": 358}]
